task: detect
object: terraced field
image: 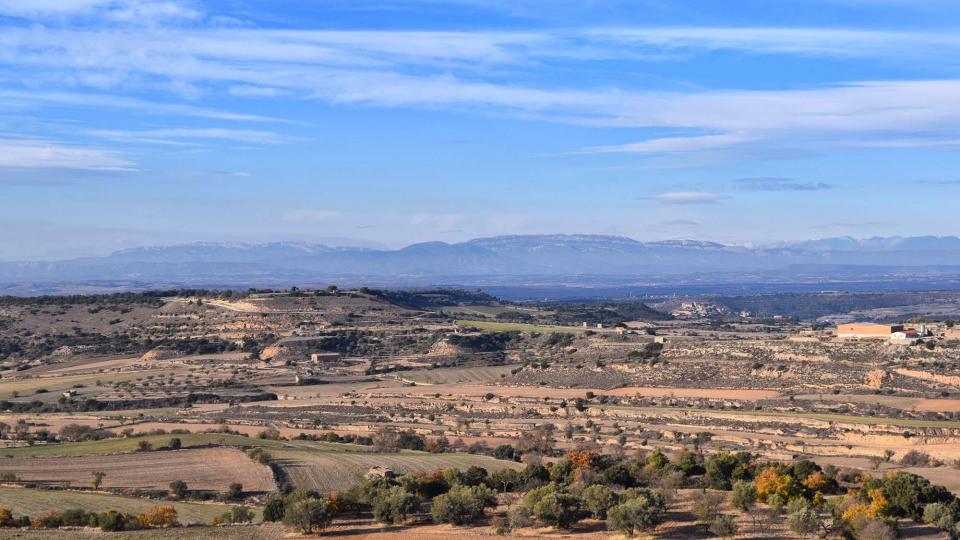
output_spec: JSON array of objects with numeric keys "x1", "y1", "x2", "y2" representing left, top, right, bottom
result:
[
  {"x1": 273, "y1": 447, "x2": 522, "y2": 493},
  {"x1": 0, "y1": 447, "x2": 276, "y2": 493},
  {"x1": 0, "y1": 432, "x2": 385, "y2": 457},
  {"x1": 455, "y1": 319, "x2": 593, "y2": 333},
  {"x1": 0, "y1": 486, "x2": 252, "y2": 525},
  {"x1": 394, "y1": 364, "x2": 519, "y2": 384}
]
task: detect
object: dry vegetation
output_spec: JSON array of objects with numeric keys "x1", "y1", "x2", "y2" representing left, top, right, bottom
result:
[{"x1": 2, "y1": 287, "x2": 960, "y2": 537}]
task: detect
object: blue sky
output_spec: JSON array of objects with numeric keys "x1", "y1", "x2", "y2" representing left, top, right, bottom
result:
[{"x1": 3, "y1": 0, "x2": 960, "y2": 260}]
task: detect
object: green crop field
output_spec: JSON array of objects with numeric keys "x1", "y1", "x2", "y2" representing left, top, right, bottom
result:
[
  {"x1": 0, "y1": 487, "x2": 254, "y2": 525},
  {"x1": 0, "y1": 432, "x2": 372, "y2": 458},
  {"x1": 272, "y1": 447, "x2": 522, "y2": 493},
  {"x1": 395, "y1": 364, "x2": 519, "y2": 384},
  {"x1": 455, "y1": 319, "x2": 593, "y2": 333}
]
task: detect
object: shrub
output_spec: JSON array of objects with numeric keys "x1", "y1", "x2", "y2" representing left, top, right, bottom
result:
[
  {"x1": 218, "y1": 506, "x2": 255, "y2": 524},
  {"x1": 373, "y1": 486, "x2": 420, "y2": 525},
  {"x1": 282, "y1": 497, "x2": 333, "y2": 534},
  {"x1": 138, "y1": 506, "x2": 178, "y2": 527},
  {"x1": 0, "y1": 507, "x2": 13, "y2": 527},
  {"x1": 169, "y1": 480, "x2": 188, "y2": 500},
  {"x1": 581, "y1": 484, "x2": 617, "y2": 519},
  {"x1": 508, "y1": 506, "x2": 534, "y2": 529},
  {"x1": 227, "y1": 482, "x2": 243, "y2": 500},
  {"x1": 97, "y1": 510, "x2": 135, "y2": 532},
  {"x1": 708, "y1": 514, "x2": 738, "y2": 538},
  {"x1": 532, "y1": 492, "x2": 582, "y2": 529},
  {"x1": 247, "y1": 447, "x2": 273, "y2": 464},
  {"x1": 899, "y1": 450, "x2": 932, "y2": 467}
]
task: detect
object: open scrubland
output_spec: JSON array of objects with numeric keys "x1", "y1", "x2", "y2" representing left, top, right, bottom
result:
[{"x1": 2, "y1": 288, "x2": 960, "y2": 537}]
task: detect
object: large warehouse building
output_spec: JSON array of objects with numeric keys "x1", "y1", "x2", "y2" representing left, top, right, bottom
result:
[{"x1": 836, "y1": 323, "x2": 904, "y2": 339}]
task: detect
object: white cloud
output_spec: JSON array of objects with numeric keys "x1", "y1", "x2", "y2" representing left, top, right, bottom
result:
[
  {"x1": 0, "y1": 91, "x2": 286, "y2": 123},
  {"x1": 4, "y1": 23, "x2": 960, "y2": 158},
  {"x1": 655, "y1": 191, "x2": 723, "y2": 205},
  {"x1": 86, "y1": 128, "x2": 294, "y2": 144},
  {"x1": 229, "y1": 85, "x2": 284, "y2": 98},
  {"x1": 0, "y1": 139, "x2": 133, "y2": 170},
  {"x1": 0, "y1": 0, "x2": 199, "y2": 22},
  {"x1": 584, "y1": 133, "x2": 750, "y2": 154},
  {"x1": 735, "y1": 177, "x2": 832, "y2": 191}
]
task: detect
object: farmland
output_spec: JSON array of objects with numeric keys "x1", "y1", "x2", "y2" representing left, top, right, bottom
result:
[
  {"x1": 0, "y1": 447, "x2": 276, "y2": 492},
  {"x1": 2, "y1": 288, "x2": 960, "y2": 538},
  {"x1": 272, "y1": 447, "x2": 522, "y2": 493},
  {"x1": 0, "y1": 487, "x2": 249, "y2": 525}
]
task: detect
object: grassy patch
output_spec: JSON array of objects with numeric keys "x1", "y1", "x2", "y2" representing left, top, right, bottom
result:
[
  {"x1": 272, "y1": 447, "x2": 521, "y2": 493},
  {"x1": 0, "y1": 486, "x2": 253, "y2": 525},
  {"x1": 394, "y1": 364, "x2": 520, "y2": 384}
]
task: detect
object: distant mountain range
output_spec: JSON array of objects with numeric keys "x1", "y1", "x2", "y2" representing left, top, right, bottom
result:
[{"x1": 5, "y1": 234, "x2": 960, "y2": 291}]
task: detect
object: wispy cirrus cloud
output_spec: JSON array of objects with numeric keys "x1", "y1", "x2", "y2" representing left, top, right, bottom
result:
[
  {"x1": 655, "y1": 191, "x2": 724, "y2": 205},
  {"x1": 86, "y1": 128, "x2": 296, "y2": 145},
  {"x1": 0, "y1": 139, "x2": 133, "y2": 170},
  {"x1": 734, "y1": 177, "x2": 832, "y2": 191}
]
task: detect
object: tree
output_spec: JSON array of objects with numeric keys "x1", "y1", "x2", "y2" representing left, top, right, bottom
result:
[
  {"x1": 283, "y1": 497, "x2": 333, "y2": 534},
  {"x1": 373, "y1": 486, "x2": 419, "y2": 525},
  {"x1": 462, "y1": 466, "x2": 488, "y2": 487},
  {"x1": 227, "y1": 482, "x2": 243, "y2": 500},
  {"x1": 754, "y1": 466, "x2": 799, "y2": 502},
  {"x1": 263, "y1": 498, "x2": 285, "y2": 522},
  {"x1": 731, "y1": 481, "x2": 757, "y2": 512},
  {"x1": 137, "y1": 440, "x2": 152, "y2": 451},
  {"x1": 607, "y1": 493, "x2": 666, "y2": 537},
  {"x1": 490, "y1": 468, "x2": 520, "y2": 493},
  {"x1": 493, "y1": 444, "x2": 517, "y2": 461},
  {"x1": 533, "y1": 492, "x2": 582, "y2": 529},
  {"x1": 431, "y1": 485, "x2": 488, "y2": 525},
  {"x1": 169, "y1": 480, "x2": 188, "y2": 500},
  {"x1": 787, "y1": 505, "x2": 820, "y2": 539},
  {"x1": 581, "y1": 484, "x2": 617, "y2": 519},
  {"x1": 168, "y1": 437, "x2": 181, "y2": 450},
  {"x1": 91, "y1": 471, "x2": 106, "y2": 490},
  {"x1": 602, "y1": 463, "x2": 635, "y2": 488},
  {"x1": 692, "y1": 491, "x2": 725, "y2": 526}
]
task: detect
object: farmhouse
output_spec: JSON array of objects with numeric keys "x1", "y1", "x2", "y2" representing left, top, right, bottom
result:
[
  {"x1": 890, "y1": 329, "x2": 921, "y2": 344},
  {"x1": 836, "y1": 322, "x2": 903, "y2": 339},
  {"x1": 310, "y1": 352, "x2": 341, "y2": 363}
]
